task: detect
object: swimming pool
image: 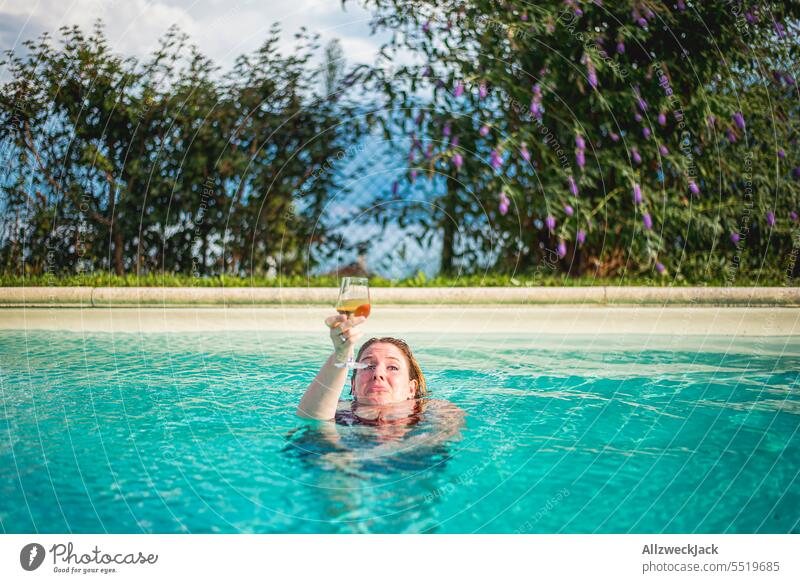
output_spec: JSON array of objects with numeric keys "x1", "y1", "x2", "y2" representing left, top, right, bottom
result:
[{"x1": 1, "y1": 326, "x2": 798, "y2": 533}]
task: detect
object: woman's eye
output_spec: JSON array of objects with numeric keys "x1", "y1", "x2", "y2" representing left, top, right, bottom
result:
[{"x1": 388, "y1": 366, "x2": 399, "y2": 371}]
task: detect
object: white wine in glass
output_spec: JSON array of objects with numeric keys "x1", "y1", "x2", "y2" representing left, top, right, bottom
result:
[{"x1": 334, "y1": 277, "x2": 370, "y2": 369}]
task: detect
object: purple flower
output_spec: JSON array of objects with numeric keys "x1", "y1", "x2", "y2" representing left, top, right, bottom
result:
[
  {"x1": 643, "y1": 127, "x2": 651, "y2": 139},
  {"x1": 453, "y1": 153, "x2": 463, "y2": 170},
  {"x1": 392, "y1": 181, "x2": 399, "y2": 196},
  {"x1": 732, "y1": 112, "x2": 746, "y2": 131},
  {"x1": 521, "y1": 143, "x2": 531, "y2": 163},
  {"x1": 576, "y1": 135, "x2": 586, "y2": 150},
  {"x1": 546, "y1": 215, "x2": 556, "y2": 231},
  {"x1": 633, "y1": 183, "x2": 643, "y2": 204},
  {"x1": 637, "y1": 17, "x2": 648, "y2": 28},
  {"x1": 577, "y1": 230, "x2": 586, "y2": 245},
  {"x1": 479, "y1": 83, "x2": 488, "y2": 99},
  {"x1": 631, "y1": 147, "x2": 642, "y2": 165},
  {"x1": 530, "y1": 85, "x2": 543, "y2": 118},
  {"x1": 576, "y1": 149, "x2": 586, "y2": 169},
  {"x1": 677, "y1": 0, "x2": 686, "y2": 10},
  {"x1": 422, "y1": 21, "x2": 431, "y2": 34},
  {"x1": 659, "y1": 145, "x2": 669, "y2": 156},
  {"x1": 794, "y1": 167, "x2": 800, "y2": 180},
  {"x1": 587, "y1": 60, "x2": 598, "y2": 89},
  {"x1": 520, "y1": 13, "x2": 529, "y2": 21},
  {"x1": 726, "y1": 129, "x2": 737, "y2": 143},
  {"x1": 790, "y1": 211, "x2": 798, "y2": 222},
  {"x1": 564, "y1": 204, "x2": 574, "y2": 217},
  {"x1": 777, "y1": 149, "x2": 786, "y2": 159},
  {"x1": 774, "y1": 22, "x2": 786, "y2": 38},
  {"x1": 634, "y1": 112, "x2": 643, "y2": 123},
  {"x1": 616, "y1": 41, "x2": 625, "y2": 54},
  {"x1": 610, "y1": 132, "x2": 620, "y2": 142},
  {"x1": 745, "y1": 11, "x2": 756, "y2": 24},
  {"x1": 499, "y1": 191, "x2": 510, "y2": 216},
  {"x1": 568, "y1": 175, "x2": 579, "y2": 196},
  {"x1": 636, "y1": 93, "x2": 648, "y2": 112},
  {"x1": 658, "y1": 112, "x2": 667, "y2": 126},
  {"x1": 656, "y1": 262, "x2": 665, "y2": 274},
  {"x1": 490, "y1": 150, "x2": 503, "y2": 169},
  {"x1": 410, "y1": 170, "x2": 418, "y2": 182},
  {"x1": 642, "y1": 213, "x2": 653, "y2": 229},
  {"x1": 730, "y1": 232, "x2": 740, "y2": 244},
  {"x1": 689, "y1": 181, "x2": 700, "y2": 195},
  {"x1": 766, "y1": 211, "x2": 775, "y2": 227},
  {"x1": 450, "y1": 136, "x2": 459, "y2": 148},
  {"x1": 422, "y1": 66, "x2": 432, "y2": 78},
  {"x1": 443, "y1": 124, "x2": 451, "y2": 137},
  {"x1": 454, "y1": 82, "x2": 464, "y2": 98},
  {"x1": 707, "y1": 114, "x2": 716, "y2": 127},
  {"x1": 479, "y1": 124, "x2": 490, "y2": 137},
  {"x1": 557, "y1": 241, "x2": 567, "y2": 258}
]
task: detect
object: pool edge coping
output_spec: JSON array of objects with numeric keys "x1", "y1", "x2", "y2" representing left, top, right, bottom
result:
[{"x1": 0, "y1": 286, "x2": 798, "y2": 307}]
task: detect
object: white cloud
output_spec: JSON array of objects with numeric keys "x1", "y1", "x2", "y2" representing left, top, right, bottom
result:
[
  {"x1": 1, "y1": 0, "x2": 197, "y2": 57},
  {"x1": 0, "y1": 0, "x2": 385, "y2": 72}
]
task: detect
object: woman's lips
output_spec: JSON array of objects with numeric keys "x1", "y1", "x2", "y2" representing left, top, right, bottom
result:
[{"x1": 366, "y1": 385, "x2": 389, "y2": 392}]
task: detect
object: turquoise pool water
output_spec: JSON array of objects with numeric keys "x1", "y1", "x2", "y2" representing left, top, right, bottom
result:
[{"x1": 1, "y1": 330, "x2": 798, "y2": 533}]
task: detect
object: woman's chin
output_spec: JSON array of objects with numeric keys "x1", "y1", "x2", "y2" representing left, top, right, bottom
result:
[{"x1": 358, "y1": 393, "x2": 393, "y2": 405}]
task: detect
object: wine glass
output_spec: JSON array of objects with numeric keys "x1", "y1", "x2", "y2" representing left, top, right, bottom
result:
[{"x1": 334, "y1": 277, "x2": 371, "y2": 369}]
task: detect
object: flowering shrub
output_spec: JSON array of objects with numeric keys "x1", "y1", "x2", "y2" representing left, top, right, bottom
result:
[{"x1": 362, "y1": 0, "x2": 800, "y2": 281}]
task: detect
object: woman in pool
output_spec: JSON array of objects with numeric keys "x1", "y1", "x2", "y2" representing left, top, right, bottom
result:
[{"x1": 296, "y1": 314, "x2": 463, "y2": 434}]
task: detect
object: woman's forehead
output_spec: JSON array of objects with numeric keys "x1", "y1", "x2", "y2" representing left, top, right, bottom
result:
[{"x1": 361, "y1": 342, "x2": 406, "y2": 361}]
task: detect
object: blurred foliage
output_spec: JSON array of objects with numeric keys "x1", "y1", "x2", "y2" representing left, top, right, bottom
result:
[
  {"x1": 0, "y1": 21, "x2": 367, "y2": 277},
  {"x1": 1, "y1": 268, "x2": 788, "y2": 287},
  {"x1": 2, "y1": 5, "x2": 799, "y2": 287},
  {"x1": 355, "y1": 0, "x2": 800, "y2": 283}
]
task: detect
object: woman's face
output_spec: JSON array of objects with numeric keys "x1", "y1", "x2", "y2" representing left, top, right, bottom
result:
[{"x1": 352, "y1": 342, "x2": 418, "y2": 405}]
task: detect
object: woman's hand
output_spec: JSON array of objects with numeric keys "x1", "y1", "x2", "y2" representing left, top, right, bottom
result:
[{"x1": 325, "y1": 314, "x2": 366, "y2": 361}]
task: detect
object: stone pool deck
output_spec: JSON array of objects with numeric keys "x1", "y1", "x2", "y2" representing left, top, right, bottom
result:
[
  {"x1": 0, "y1": 286, "x2": 797, "y2": 336},
  {"x1": 0, "y1": 306, "x2": 795, "y2": 336},
  {"x1": 0, "y1": 285, "x2": 798, "y2": 307}
]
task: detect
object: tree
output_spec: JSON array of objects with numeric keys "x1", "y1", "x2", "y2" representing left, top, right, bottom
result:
[
  {"x1": 358, "y1": 0, "x2": 800, "y2": 281},
  {"x1": 0, "y1": 22, "x2": 367, "y2": 278}
]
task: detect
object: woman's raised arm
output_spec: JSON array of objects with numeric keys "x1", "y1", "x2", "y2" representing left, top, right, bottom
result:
[{"x1": 296, "y1": 314, "x2": 365, "y2": 421}]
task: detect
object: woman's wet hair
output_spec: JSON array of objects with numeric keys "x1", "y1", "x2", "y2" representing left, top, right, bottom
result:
[{"x1": 350, "y1": 337, "x2": 427, "y2": 399}]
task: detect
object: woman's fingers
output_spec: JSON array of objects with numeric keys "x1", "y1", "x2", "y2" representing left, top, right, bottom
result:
[
  {"x1": 325, "y1": 314, "x2": 346, "y2": 329},
  {"x1": 341, "y1": 316, "x2": 366, "y2": 331},
  {"x1": 338, "y1": 327, "x2": 363, "y2": 342},
  {"x1": 326, "y1": 315, "x2": 366, "y2": 331},
  {"x1": 327, "y1": 314, "x2": 365, "y2": 354}
]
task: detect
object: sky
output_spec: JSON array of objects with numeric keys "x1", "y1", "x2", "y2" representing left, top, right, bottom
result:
[
  {"x1": 0, "y1": 0, "x2": 387, "y2": 71},
  {"x1": 0, "y1": 0, "x2": 440, "y2": 277}
]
